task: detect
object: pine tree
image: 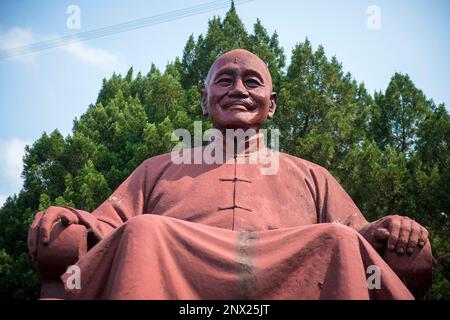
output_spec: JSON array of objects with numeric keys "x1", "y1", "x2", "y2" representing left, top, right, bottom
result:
[{"x1": 372, "y1": 73, "x2": 430, "y2": 153}]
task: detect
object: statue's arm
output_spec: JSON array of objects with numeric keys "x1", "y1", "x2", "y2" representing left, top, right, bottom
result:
[
  {"x1": 70, "y1": 158, "x2": 153, "y2": 246},
  {"x1": 27, "y1": 157, "x2": 170, "y2": 297},
  {"x1": 28, "y1": 158, "x2": 152, "y2": 259},
  {"x1": 312, "y1": 165, "x2": 431, "y2": 256},
  {"x1": 309, "y1": 165, "x2": 369, "y2": 230},
  {"x1": 310, "y1": 165, "x2": 435, "y2": 298}
]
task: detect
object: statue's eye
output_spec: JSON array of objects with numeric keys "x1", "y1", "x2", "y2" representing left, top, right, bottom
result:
[
  {"x1": 216, "y1": 78, "x2": 232, "y2": 86},
  {"x1": 245, "y1": 78, "x2": 262, "y2": 88}
]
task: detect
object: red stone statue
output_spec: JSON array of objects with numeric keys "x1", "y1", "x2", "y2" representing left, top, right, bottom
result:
[{"x1": 28, "y1": 49, "x2": 435, "y2": 300}]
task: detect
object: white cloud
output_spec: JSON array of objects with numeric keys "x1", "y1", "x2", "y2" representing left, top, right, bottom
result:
[
  {"x1": 0, "y1": 27, "x2": 122, "y2": 68},
  {"x1": 0, "y1": 27, "x2": 38, "y2": 62},
  {"x1": 0, "y1": 138, "x2": 30, "y2": 196},
  {"x1": 0, "y1": 27, "x2": 34, "y2": 49},
  {"x1": 61, "y1": 39, "x2": 123, "y2": 69}
]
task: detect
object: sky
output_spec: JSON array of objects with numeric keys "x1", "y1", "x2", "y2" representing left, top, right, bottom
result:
[{"x1": 0, "y1": 0, "x2": 449, "y2": 206}]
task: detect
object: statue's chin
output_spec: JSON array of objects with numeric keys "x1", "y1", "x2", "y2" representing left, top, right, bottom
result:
[{"x1": 214, "y1": 120, "x2": 263, "y2": 132}]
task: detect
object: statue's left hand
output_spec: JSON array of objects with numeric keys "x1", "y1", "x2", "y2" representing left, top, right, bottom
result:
[
  {"x1": 359, "y1": 215, "x2": 429, "y2": 256},
  {"x1": 28, "y1": 206, "x2": 80, "y2": 263}
]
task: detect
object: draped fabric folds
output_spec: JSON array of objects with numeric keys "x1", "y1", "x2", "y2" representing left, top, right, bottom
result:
[{"x1": 58, "y1": 145, "x2": 431, "y2": 299}]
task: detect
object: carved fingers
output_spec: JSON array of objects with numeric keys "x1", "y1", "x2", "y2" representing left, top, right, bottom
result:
[
  {"x1": 28, "y1": 206, "x2": 79, "y2": 264},
  {"x1": 419, "y1": 227, "x2": 429, "y2": 247},
  {"x1": 28, "y1": 210, "x2": 44, "y2": 263},
  {"x1": 39, "y1": 206, "x2": 79, "y2": 245},
  {"x1": 381, "y1": 215, "x2": 429, "y2": 256}
]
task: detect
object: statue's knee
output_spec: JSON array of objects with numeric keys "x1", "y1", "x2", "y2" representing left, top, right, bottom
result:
[
  {"x1": 383, "y1": 241, "x2": 434, "y2": 299},
  {"x1": 123, "y1": 214, "x2": 163, "y2": 235},
  {"x1": 319, "y1": 223, "x2": 359, "y2": 242},
  {"x1": 412, "y1": 241, "x2": 435, "y2": 272}
]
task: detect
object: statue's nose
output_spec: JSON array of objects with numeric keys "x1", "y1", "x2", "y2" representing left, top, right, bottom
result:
[{"x1": 228, "y1": 78, "x2": 248, "y2": 98}]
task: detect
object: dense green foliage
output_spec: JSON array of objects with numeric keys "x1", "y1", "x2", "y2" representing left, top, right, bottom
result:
[{"x1": 1, "y1": 3, "x2": 448, "y2": 299}]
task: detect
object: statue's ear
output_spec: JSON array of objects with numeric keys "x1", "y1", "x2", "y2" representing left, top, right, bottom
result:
[
  {"x1": 267, "y1": 92, "x2": 277, "y2": 120},
  {"x1": 201, "y1": 87, "x2": 209, "y2": 116}
]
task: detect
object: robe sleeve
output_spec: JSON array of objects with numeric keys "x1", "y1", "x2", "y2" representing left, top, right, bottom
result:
[
  {"x1": 60, "y1": 156, "x2": 168, "y2": 248},
  {"x1": 307, "y1": 164, "x2": 369, "y2": 231}
]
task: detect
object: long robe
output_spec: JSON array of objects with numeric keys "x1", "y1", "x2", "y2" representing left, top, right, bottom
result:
[{"x1": 58, "y1": 140, "x2": 432, "y2": 299}]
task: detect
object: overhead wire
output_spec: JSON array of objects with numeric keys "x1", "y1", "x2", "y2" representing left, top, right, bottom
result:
[{"x1": 0, "y1": 0, "x2": 254, "y2": 59}]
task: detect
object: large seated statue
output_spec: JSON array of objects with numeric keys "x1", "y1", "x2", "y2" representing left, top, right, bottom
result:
[{"x1": 28, "y1": 49, "x2": 434, "y2": 300}]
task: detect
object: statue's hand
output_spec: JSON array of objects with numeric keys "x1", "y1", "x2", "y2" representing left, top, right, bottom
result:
[
  {"x1": 359, "y1": 215, "x2": 429, "y2": 256},
  {"x1": 28, "y1": 206, "x2": 79, "y2": 263}
]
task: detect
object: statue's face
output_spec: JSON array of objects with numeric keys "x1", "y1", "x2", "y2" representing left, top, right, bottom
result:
[{"x1": 202, "y1": 49, "x2": 277, "y2": 131}]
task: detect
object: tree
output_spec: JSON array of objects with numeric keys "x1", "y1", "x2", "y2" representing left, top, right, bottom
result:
[
  {"x1": 251, "y1": 19, "x2": 285, "y2": 89},
  {"x1": 275, "y1": 39, "x2": 370, "y2": 177},
  {"x1": 22, "y1": 130, "x2": 67, "y2": 208},
  {"x1": 371, "y1": 73, "x2": 430, "y2": 153},
  {"x1": 64, "y1": 160, "x2": 111, "y2": 212}
]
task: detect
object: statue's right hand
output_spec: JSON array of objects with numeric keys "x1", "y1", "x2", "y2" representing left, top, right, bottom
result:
[{"x1": 28, "y1": 206, "x2": 79, "y2": 263}]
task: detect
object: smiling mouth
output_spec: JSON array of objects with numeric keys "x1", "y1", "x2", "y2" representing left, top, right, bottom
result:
[
  {"x1": 222, "y1": 101, "x2": 253, "y2": 111},
  {"x1": 226, "y1": 104, "x2": 249, "y2": 111}
]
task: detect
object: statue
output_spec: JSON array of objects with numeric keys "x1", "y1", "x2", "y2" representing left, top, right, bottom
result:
[{"x1": 28, "y1": 49, "x2": 435, "y2": 300}]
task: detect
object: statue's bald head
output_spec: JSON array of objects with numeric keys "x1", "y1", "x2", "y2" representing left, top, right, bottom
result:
[
  {"x1": 205, "y1": 49, "x2": 273, "y2": 90},
  {"x1": 201, "y1": 48, "x2": 277, "y2": 131}
]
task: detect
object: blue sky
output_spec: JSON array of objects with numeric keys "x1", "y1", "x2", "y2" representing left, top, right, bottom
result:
[{"x1": 0, "y1": 0, "x2": 449, "y2": 205}]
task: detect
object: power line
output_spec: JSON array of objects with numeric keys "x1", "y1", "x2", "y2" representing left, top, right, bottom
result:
[{"x1": 0, "y1": 0, "x2": 254, "y2": 59}]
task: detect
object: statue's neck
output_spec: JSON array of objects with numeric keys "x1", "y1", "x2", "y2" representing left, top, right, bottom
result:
[{"x1": 208, "y1": 129, "x2": 266, "y2": 157}]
